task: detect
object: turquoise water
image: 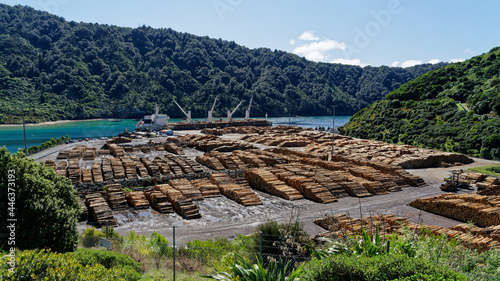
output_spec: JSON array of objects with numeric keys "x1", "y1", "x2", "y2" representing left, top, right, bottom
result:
[{"x1": 0, "y1": 116, "x2": 350, "y2": 153}]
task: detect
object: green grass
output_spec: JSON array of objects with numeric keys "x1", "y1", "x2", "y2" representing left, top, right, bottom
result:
[{"x1": 468, "y1": 165, "x2": 500, "y2": 177}]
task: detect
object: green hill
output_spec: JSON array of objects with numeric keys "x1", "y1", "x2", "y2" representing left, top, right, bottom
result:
[
  {"x1": 0, "y1": 4, "x2": 445, "y2": 124},
  {"x1": 342, "y1": 48, "x2": 500, "y2": 158}
]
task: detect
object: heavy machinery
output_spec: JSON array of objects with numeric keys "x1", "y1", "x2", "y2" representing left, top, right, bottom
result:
[
  {"x1": 173, "y1": 99, "x2": 191, "y2": 123},
  {"x1": 440, "y1": 169, "x2": 471, "y2": 192},
  {"x1": 227, "y1": 101, "x2": 244, "y2": 121},
  {"x1": 207, "y1": 95, "x2": 218, "y2": 122}
]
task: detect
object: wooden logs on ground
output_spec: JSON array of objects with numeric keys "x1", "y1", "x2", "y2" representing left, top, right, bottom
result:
[
  {"x1": 232, "y1": 150, "x2": 267, "y2": 168},
  {"x1": 82, "y1": 148, "x2": 97, "y2": 161},
  {"x1": 140, "y1": 157, "x2": 161, "y2": 178},
  {"x1": 244, "y1": 168, "x2": 303, "y2": 201},
  {"x1": 44, "y1": 160, "x2": 56, "y2": 170},
  {"x1": 109, "y1": 144, "x2": 124, "y2": 157},
  {"x1": 91, "y1": 162, "x2": 104, "y2": 183},
  {"x1": 67, "y1": 159, "x2": 81, "y2": 184},
  {"x1": 101, "y1": 158, "x2": 114, "y2": 181},
  {"x1": 191, "y1": 179, "x2": 221, "y2": 198},
  {"x1": 195, "y1": 155, "x2": 225, "y2": 171},
  {"x1": 125, "y1": 191, "x2": 150, "y2": 209},
  {"x1": 121, "y1": 157, "x2": 138, "y2": 179},
  {"x1": 98, "y1": 149, "x2": 110, "y2": 155},
  {"x1": 105, "y1": 183, "x2": 127, "y2": 210},
  {"x1": 56, "y1": 161, "x2": 67, "y2": 177},
  {"x1": 110, "y1": 157, "x2": 125, "y2": 179},
  {"x1": 81, "y1": 168, "x2": 93, "y2": 183},
  {"x1": 57, "y1": 150, "x2": 70, "y2": 159},
  {"x1": 169, "y1": 179, "x2": 204, "y2": 201},
  {"x1": 144, "y1": 189, "x2": 174, "y2": 213},
  {"x1": 140, "y1": 146, "x2": 153, "y2": 154},
  {"x1": 85, "y1": 193, "x2": 116, "y2": 226},
  {"x1": 154, "y1": 184, "x2": 201, "y2": 219},
  {"x1": 134, "y1": 158, "x2": 150, "y2": 178},
  {"x1": 210, "y1": 173, "x2": 263, "y2": 206},
  {"x1": 409, "y1": 194, "x2": 500, "y2": 227},
  {"x1": 164, "y1": 143, "x2": 185, "y2": 155}
]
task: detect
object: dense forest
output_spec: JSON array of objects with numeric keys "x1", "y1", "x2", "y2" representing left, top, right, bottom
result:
[
  {"x1": 342, "y1": 47, "x2": 500, "y2": 158},
  {"x1": 0, "y1": 4, "x2": 446, "y2": 124}
]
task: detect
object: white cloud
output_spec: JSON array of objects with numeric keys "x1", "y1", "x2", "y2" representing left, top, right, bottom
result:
[
  {"x1": 292, "y1": 39, "x2": 346, "y2": 61},
  {"x1": 428, "y1": 59, "x2": 440, "y2": 64},
  {"x1": 450, "y1": 58, "x2": 465, "y2": 63},
  {"x1": 330, "y1": 58, "x2": 368, "y2": 67},
  {"x1": 464, "y1": 48, "x2": 475, "y2": 55},
  {"x1": 391, "y1": 61, "x2": 400, "y2": 67},
  {"x1": 298, "y1": 31, "x2": 319, "y2": 41},
  {"x1": 401, "y1": 60, "x2": 423, "y2": 68},
  {"x1": 289, "y1": 39, "x2": 296, "y2": 45}
]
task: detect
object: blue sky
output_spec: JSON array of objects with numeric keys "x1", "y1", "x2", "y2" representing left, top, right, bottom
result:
[{"x1": 2, "y1": 0, "x2": 500, "y2": 67}]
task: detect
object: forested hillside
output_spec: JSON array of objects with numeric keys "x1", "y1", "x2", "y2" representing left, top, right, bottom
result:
[
  {"x1": 342, "y1": 47, "x2": 500, "y2": 158},
  {"x1": 0, "y1": 4, "x2": 445, "y2": 123}
]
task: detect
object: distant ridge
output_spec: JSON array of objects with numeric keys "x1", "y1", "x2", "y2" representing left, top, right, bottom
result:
[{"x1": 0, "y1": 4, "x2": 445, "y2": 124}]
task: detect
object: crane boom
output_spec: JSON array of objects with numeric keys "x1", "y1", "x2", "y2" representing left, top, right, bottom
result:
[
  {"x1": 208, "y1": 96, "x2": 218, "y2": 122},
  {"x1": 173, "y1": 99, "x2": 191, "y2": 122},
  {"x1": 227, "y1": 101, "x2": 244, "y2": 120},
  {"x1": 245, "y1": 95, "x2": 254, "y2": 120}
]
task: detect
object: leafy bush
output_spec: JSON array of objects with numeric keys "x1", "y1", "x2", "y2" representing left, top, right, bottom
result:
[
  {"x1": 71, "y1": 248, "x2": 142, "y2": 273},
  {"x1": 0, "y1": 249, "x2": 140, "y2": 281},
  {"x1": 300, "y1": 253, "x2": 467, "y2": 281}
]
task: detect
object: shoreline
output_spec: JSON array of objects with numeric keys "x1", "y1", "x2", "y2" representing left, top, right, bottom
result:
[{"x1": 0, "y1": 118, "x2": 109, "y2": 127}]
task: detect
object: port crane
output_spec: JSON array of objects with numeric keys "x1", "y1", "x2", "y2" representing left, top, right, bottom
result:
[
  {"x1": 173, "y1": 99, "x2": 191, "y2": 123},
  {"x1": 207, "y1": 95, "x2": 218, "y2": 122},
  {"x1": 227, "y1": 101, "x2": 244, "y2": 121},
  {"x1": 245, "y1": 95, "x2": 254, "y2": 120}
]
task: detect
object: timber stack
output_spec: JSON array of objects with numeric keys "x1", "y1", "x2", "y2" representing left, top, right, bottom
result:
[
  {"x1": 105, "y1": 183, "x2": 128, "y2": 210},
  {"x1": 144, "y1": 189, "x2": 174, "y2": 213},
  {"x1": 154, "y1": 184, "x2": 201, "y2": 219},
  {"x1": 210, "y1": 173, "x2": 263, "y2": 206},
  {"x1": 91, "y1": 162, "x2": 104, "y2": 183},
  {"x1": 81, "y1": 168, "x2": 93, "y2": 183},
  {"x1": 191, "y1": 179, "x2": 221, "y2": 198},
  {"x1": 169, "y1": 179, "x2": 204, "y2": 201},
  {"x1": 85, "y1": 193, "x2": 116, "y2": 226},
  {"x1": 101, "y1": 158, "x2": 114, "y2": 181},
  {"x1": 125, "y1": 191, "x2": 150, "y2": 209},
  {"x1": 164, "y1": 143, "x2": 185, "y2": 155},
  {"x1": 243, "y1": 168, "x2": 303, "y2": 201},
  {"x1": 109, "y1": 144, "x2": 124, "y2": 157}
]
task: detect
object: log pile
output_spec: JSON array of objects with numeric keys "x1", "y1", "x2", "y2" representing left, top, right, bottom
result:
[
  {"x1": 140, "y1": 146, "x2": 153, "y2": 154},
  {"x1": 125, "y1": 191, "x2": 150, "y2": 209},
  {"x1": 210, "y1": 173, "x2": 263, "y2": 206},
  {"x1": 314, "y1": 214, "x2": 499, "y2": 251},
  {"x1": 144, "y1": 189, "x2": 174, "y2": 213},
  {"x1": 110, "y1": 157, "x2": 125, "y2": 179},
  {"x1": 44, "y1": 160, "x2": 56, "y2": 170},
  {"x1": 154, "y1": 184, "x2": 202, "y2": 219},
  {"x1": 154, "y1": 158, "x2": 172, "y2": 176},
  {"x1": 195, "y1": 155, "x2": 225, "y2": 171},
  {"x1": 105, "y1": 183, "x2": 128, "y2": 210},
  {"x1": 57, "y1": 150, "x2": 71, "y2": 159},
  {"x1": 85, "y1": 193, "x2": 116, "y2": 226},
  {"x1": 409, "y1": 193, "x2": 500, "y2": 227},
  {"x1": 141, "y1": 157, "x2": 161, "y2": 177},
  {"x1": 268, "y1": 167, "x2": 336, "y2": 203},
  {"x1": 183, "y1": 158, "x2": 205, "y2": 174},
  {"x1": 92, "y1": 162, "x2": 104, "y2": 183},
  {"x1": 56, "y1": 161, "x2": 67, "y2": 177},
  {"x1": 67, "y1": 159, "x2": 81, "y2": 184},
  {"x1": 244, "y1": 168, "x2": 303, "y2": 201},
  {"x1": 164, "y1": 143, "x2": 185, "y2": 155},
  {"x1": 101, "y1": 158, "x2": 114, "y2": 181},
  {"x1": 155, "y1": 145, "x2": 165, "y2": 151},
  {"x1": 69, "y1": 146, "x2": 85, "y2": 159},
  {"x1": 121, "y1": 157, "x2": 138, "y2": 179},
  {"x1": 81, "y1": 168, "x2": 93, "y2": 183},
  {"x1": 169, "y1": 179, "x2": 204, "y2": 201},
  {"x1": 165, "y1": 155, "x2": 196, "y2": 174},
  {"x1": 134, "y1": 158, "x2": 150, "y2": 178},
  {"x1": 191, "y1": 179, "x2": 221, "y2": 198},
  {"x1": 232, "y1": 150, "x2": 267, "y2": 168},
  {"x1": 98, "y1": 149, "x2": 110, "y2": 155},
  {"x1": 82, "y1": 148, "x2": 97, "y2": 161},
  {"x1": 109, "y1": 144, "x2": 124, "y2": 157},
  {"x1": 79, "y1": 198, "x2": 88, "y2": 221}
]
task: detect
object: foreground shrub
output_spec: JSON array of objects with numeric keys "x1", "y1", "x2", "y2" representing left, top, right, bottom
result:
[
  {"x1": 300, "y1": 253, "x2": 467, "y2": 281},
  {"x1": 70, "y1": 248, "x2": 141, "y2": 273},
  {"x1": 0, "y1": 249, "x2": 140, "y2": 281}
]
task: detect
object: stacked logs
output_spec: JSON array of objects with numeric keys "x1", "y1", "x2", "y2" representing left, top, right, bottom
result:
[
  {"x1": 109, "y1": 144, "x2": 124, "y2": 157},
  {"x1": 140, "y1": 157, "x2": 161, "y2": 177},
  {"x1": 195, "y1": 155, "x2": 225, "y2": 171},
  {"x1": 409, "y1": 193, "x2": 500, "y2": 227},
  {"x1": 110, "y1": 158, "x2": 125, "y2": 179},
  {"x1": 125, "y1": 191, "x2": 150, "y2": 209},
  {"x1": 44, "y1": 160, "x2": 56, "y2": 170},
  {"x1": 169, "y1": 179, "x2": 204, "y2": 201},
  {"x1": 85, "y1": 193, "x2": 116, "y2": 226},
  {"x1": 164, "y1": 143, "x2": 185, "y2": 155},
  {"x1": 67, "y1": 159, "x2": 81, "y2": 184},
  {"x1": 133, "y1": 158, "x2": 150, "y2": 178},
  {"x1": 101, "y1": 158, "x2": 114, "y2": 181},
  {"x1": 154, "y1": 184, "x2": 201, "y2": 219},
  {"x1": 121, "y1": 157, "x2": 138, "y2": 179},
  {"x1": 81, "y1": 169, "x2": 93, "y2": 183},
  {"x1": 57, "y1": 150, "x2": 71, "y2": 159},
  {"x1": 83, "y1": 148, "x2": 97, "y2": 160},
  {"x1": 191, "y1": 179, "x2": 221, "y2": 198},
  {"x1": 56, "y1": 161, "x2": 67, "y2": 177},
  {"x1": 244, "y1": 169, "x2": 303, "y2": 201},
  {"x1": 91, "y1": 162, "x2": 104, "y2": 183},
  {"x1": 210, "y1": 173, "x2": 263, "y2": 206},
  {"x1": 105, "y1": 183, "x2": 127, "y2": 210},
  {"x1": 144, "y1": 189, "x2": 174, "y2": 213},
  {"x1": 232, "y1": 150, "x2": 267, "y2": 168},
  {"x1": 98, "y1": 149, "x2": 110, "y2": 156}
]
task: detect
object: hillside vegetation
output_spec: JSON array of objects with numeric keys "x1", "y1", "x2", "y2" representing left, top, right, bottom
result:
[
  {"x1": 0, "y1": 4, "x2": 445, "y2": 124},
  {"x1": 342, "y1": 47, "x2": 500, "y2": 158}
]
